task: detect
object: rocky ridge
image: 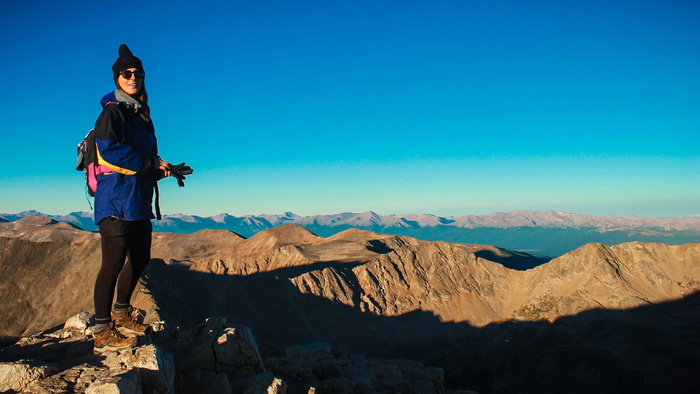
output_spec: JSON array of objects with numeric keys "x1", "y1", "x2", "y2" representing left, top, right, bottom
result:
[
  {"x1": 147, "y1": 221, "x2": 699, "y2": 326},
  {"x1": 2, "y1": 216, "x2": 699, "y2": 392}
]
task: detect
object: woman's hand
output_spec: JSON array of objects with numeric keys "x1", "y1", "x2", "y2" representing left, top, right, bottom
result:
[{"x1": 157, "y1": 157, "x2": 172, "y2": 178}]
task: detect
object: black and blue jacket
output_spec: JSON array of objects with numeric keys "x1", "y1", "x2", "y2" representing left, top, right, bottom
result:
[{"x1": 93, "y1": 91, "x2": 158, "y2": 225}]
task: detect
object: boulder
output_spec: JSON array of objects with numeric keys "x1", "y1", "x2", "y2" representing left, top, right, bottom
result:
[
  {"x1": 0, "y1": 360, "x2": 57, "y2": 392},
  {"x1": 129, "y1": 344, "x2": 175, "y2": 393},
  {"x1": 242, "y1": 372, "x2": 287, "y2": 394},
  {"x1": 267, "y1": 342, "x2": 446, "y2": 394},
  {"x1": 84, "y1": 370, "x2": 141, "y2": 394}
]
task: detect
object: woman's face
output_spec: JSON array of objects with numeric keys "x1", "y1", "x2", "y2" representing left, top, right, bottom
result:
[{"x1": 117, "y1": 68, "x2": 144, "y2": 96}]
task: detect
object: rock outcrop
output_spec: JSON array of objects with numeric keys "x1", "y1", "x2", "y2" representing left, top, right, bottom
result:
[{"x1": 0, "y1": 313, "x2": 453, "y2": 393}]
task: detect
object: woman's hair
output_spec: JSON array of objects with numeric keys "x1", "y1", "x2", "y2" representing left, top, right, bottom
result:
[
  {"x1": 139, "y1": 85, "x2": 150, "y2": 118},
  {"x1": 136, "y1": 83, "x2": 148, "y2": 105}
]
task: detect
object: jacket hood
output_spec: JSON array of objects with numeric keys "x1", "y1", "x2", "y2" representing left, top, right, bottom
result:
[{"x1": 100, "y1": 91, "x2": 118, "y2": 108}]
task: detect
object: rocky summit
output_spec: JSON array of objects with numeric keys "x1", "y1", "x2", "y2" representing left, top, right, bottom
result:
[
  {"x1": 1, "y1": 216, "x2": 700, "y2": 393},
  {"x1": 0, "y1": 313, "x2": 454, "y2": 393}
]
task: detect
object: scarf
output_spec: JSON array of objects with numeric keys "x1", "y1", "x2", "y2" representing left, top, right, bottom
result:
[{"x1": 114, "y1": 89, "x2": 150, "y2": 121}]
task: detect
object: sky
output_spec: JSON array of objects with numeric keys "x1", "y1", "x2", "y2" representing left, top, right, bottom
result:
[{"x1": 1, "y1": 0, "x2": 698, "y2": 218}]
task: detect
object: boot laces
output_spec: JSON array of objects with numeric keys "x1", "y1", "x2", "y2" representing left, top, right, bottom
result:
[{"x1": 107, "y1": 322, "x2": 130, "y2": 339}]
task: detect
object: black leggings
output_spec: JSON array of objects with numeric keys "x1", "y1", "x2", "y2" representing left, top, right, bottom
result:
[{"x1": 94, "y1": 218, "x2": 152, "y2": 320}]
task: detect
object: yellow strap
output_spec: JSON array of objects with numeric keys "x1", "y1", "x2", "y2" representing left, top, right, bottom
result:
[{"x1": 96, "y1": 146, "x2": 137, "y2": 176}]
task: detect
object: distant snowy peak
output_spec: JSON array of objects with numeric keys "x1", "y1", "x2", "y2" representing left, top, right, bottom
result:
[
  {"x1": 246, "y1": 210, "x2": 699, "y2": 230},
  {"x1": 388, "y1": 213, "x2": 456, "y2": 227},
  {"x1": 2, "y1": 210, "x2": 699, "y2": 234},
  {"x1": 293, "y1": 211, "x2": 385, "y2": 227}
]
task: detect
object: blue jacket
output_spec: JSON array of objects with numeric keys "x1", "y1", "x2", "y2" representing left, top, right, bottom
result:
[{"x1": 93, "y1": 92, "x2": 158, "y2": 224}]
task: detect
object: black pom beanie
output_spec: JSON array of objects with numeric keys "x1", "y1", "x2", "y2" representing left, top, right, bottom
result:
[{"x1": 112, "y1": 44, "x2": 144, "y2": 82}]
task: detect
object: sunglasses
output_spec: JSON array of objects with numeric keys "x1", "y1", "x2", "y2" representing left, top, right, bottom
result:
[{"x1": 120, "y1": 70, "x2": 145, "y2": 79}]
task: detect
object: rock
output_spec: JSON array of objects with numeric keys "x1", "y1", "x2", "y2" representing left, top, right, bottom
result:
[
  {"x1": 178, "y1": 368, "x2": 232, "y2": 394},
  {"x1": 129, "y1": 344, "x2": 175, "y2": 393},
  {"x1": 285, "y1": 342, "x2": 333, "y2": 362},
  {"x1": 64, "y1": 312, "x2": 93, "y2": 331},
  {"x1": 84, "y1": 370, "x2": 142, "y2": 394},
  {"x1": 263, "y1": 358, "x2": 316, "y2": 389},
  {"x1": 0, "y1": 313, "x2": 453, "y2": 393},
  {"x1": 42, "y1": 312, "x2": 95, "y2": 341},
  {"x1": 26, "y1": 362, "x2": 109, "y2": 393},
  {"x1": 312, "y1": 360, "x2": 344, "y2": 380},
  {"x1": 217, "y1": 327, "x2": 258, "y2": 360},
  {"x1": 267, "y1": 342, "x2": 446, "y2": 394},
  {"x1": 175, "y1": 318, "x2": 264, "y2": 381},
  {"x1": 242, "y1": 372, "x2": 287, "y2": 394},
  {"x1": 0, "y1": 359, "x2": 57, "y2": 392},
  {"x1": 169, "y1": 318, "x2": 268, "y2": 392},
  {"x1": 214, "y1": 326, "x2": 265, "y2": 377},
  {"x1": 315, "y1": 378, "x2": 356, "y2": 393}
]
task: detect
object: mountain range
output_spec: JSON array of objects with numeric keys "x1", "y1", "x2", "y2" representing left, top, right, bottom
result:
[
  {"x1": 2, "y1": 209, "x2": 699, "y2": 258},
  {"x1": 1, "y1": 216, "x2": 699, "y2": 392}
]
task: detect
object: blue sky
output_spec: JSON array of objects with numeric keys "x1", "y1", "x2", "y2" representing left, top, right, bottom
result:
[{"x1": 1, "y1": 0, "x2": 698, "y2": 218}]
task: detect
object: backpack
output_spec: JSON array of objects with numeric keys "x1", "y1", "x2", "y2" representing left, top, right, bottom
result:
[
  {"x1": 76, "y1": 129, "x2": 98, "y2": 197},
  {"x1": 76, "y1": 100, "x2": 122, "y2": 198}
]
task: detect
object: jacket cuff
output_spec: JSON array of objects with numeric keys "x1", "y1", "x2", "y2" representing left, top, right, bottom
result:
[{"x1": 136, "y1": 155, "x2": 154, "y2": 177}]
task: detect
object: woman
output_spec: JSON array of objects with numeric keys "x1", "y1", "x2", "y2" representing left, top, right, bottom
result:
[{"x1": 91, "y1": 44, "x2": 173, "y2": 353}]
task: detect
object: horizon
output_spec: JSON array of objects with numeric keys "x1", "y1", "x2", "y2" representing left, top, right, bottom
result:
[
  {"x1": 2, "y1": 208, "x2": 698, "y2": 221},
  {"x1": 2, "y1": 1, "x2": 698, "y2": 218}
]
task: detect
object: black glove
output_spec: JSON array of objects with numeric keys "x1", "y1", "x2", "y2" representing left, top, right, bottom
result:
[{"x1": 170, "y1": 162, "x2": 193, "y2": 187}]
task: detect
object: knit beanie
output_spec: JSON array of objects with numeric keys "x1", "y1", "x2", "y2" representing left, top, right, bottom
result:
[{"x1": 112, "y1": 44, "x2": 144, "y2": 82}]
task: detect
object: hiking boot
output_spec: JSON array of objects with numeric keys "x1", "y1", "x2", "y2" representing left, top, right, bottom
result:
[
  {"x1": 113, "y1": 307, "x2": 150, "y2": 336},
  {"x1": 93, "y1": 323, "x2": 137, "y2": 354}
]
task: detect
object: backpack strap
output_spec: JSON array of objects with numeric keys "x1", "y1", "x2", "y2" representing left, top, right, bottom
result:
[{"x1": 154, "y1": 183, "x2": 162, "y2": 221}]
